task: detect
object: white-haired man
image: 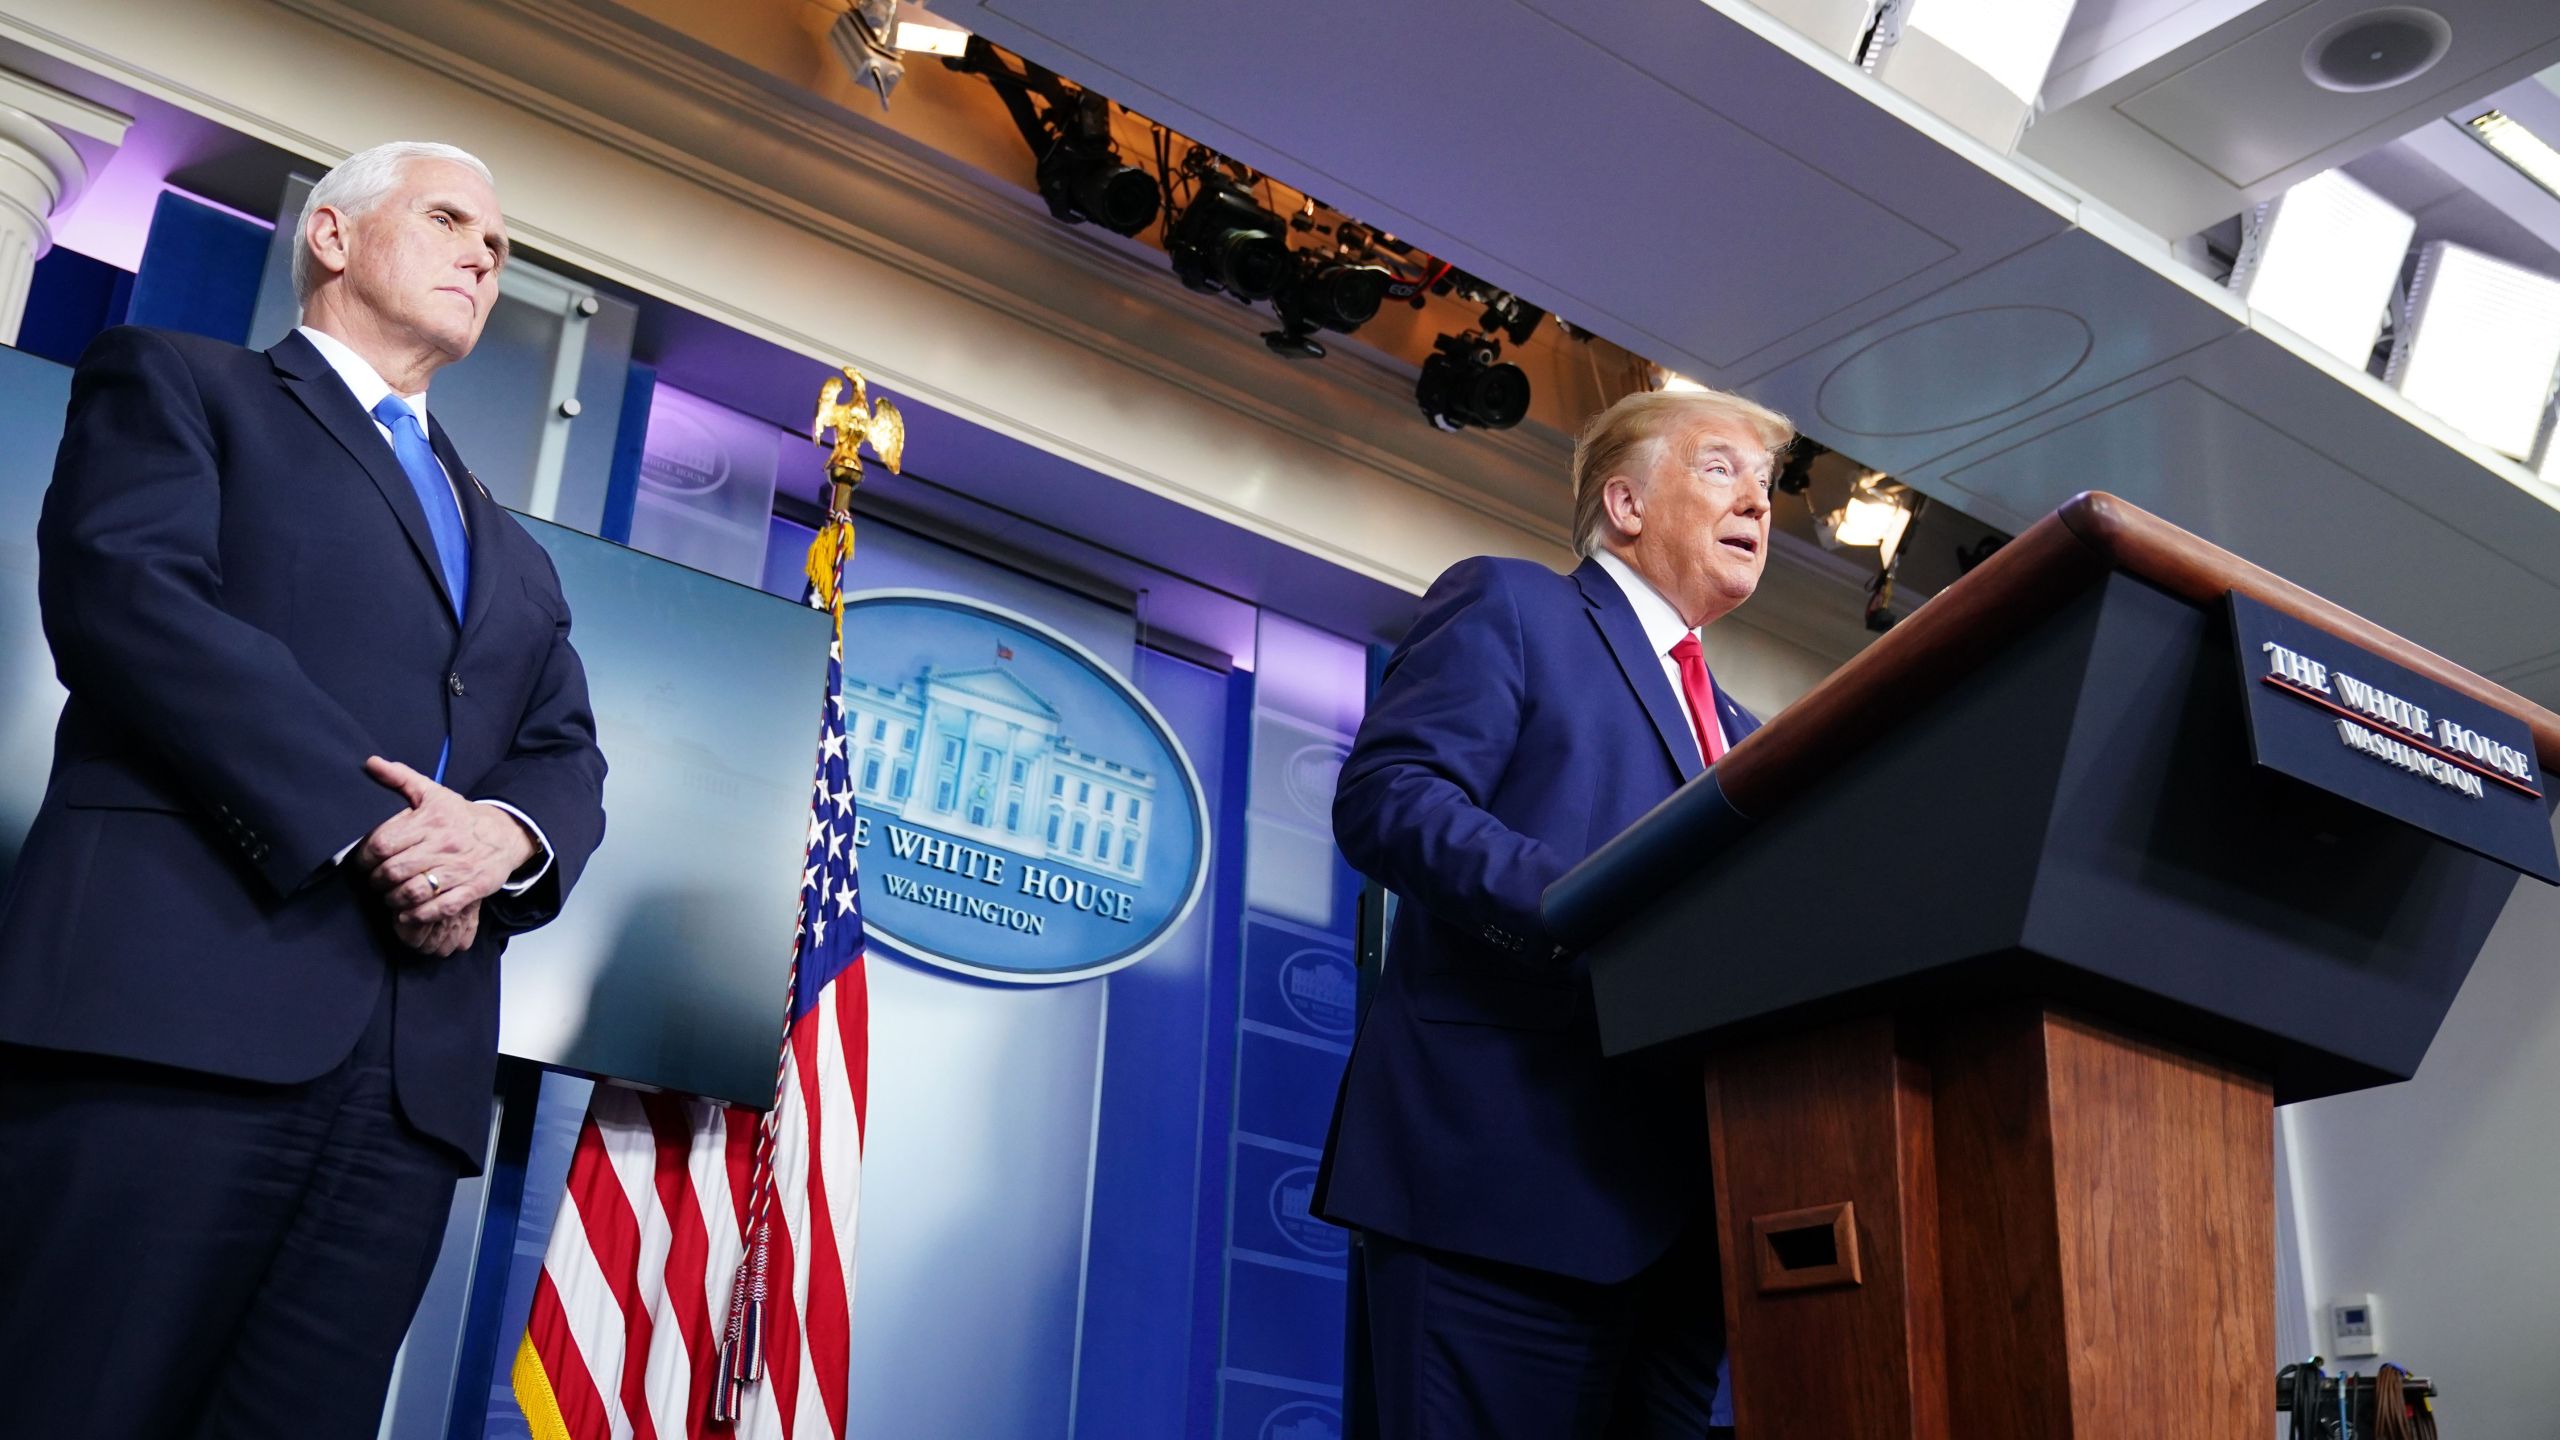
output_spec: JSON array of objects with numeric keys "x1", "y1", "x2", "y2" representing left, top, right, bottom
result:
[
  {"x1": 1317, "y1": 387, "x2": 1790, "y2": 1438},
  {"x1": 0, "y1": 141, "x2": 607, "y2": 1435}
]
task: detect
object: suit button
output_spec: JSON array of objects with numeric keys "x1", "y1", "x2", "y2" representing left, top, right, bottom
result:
[{"x1": 448, "y1": 672, "x2": 466, "y2": 696}]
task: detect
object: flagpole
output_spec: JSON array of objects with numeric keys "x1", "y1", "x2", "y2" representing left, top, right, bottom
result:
[{"x1": 709, "y1": 366, "x2": 901, "y2": 1427}]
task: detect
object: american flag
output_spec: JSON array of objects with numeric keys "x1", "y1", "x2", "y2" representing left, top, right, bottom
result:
[{"x1": 515, "y1": 522, "x2": 870, "y2": 1440}]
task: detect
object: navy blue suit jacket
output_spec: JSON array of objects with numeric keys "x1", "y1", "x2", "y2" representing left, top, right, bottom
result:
[
  {"x1": 0, "y1": 326, "x2": 607, "y2": 1165},
  {"x1": 1317, "y1": 555, "x2": 1759, "y2": 1283}
]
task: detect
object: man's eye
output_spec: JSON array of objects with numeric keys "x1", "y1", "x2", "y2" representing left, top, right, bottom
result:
[{"x1": 430, "y1": 213, "x2": 453, "y2": 228}]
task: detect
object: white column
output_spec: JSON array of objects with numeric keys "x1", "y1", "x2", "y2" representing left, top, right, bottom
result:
[{"x1": 0, "y1": 72, "x2": 128, "y2": 347}]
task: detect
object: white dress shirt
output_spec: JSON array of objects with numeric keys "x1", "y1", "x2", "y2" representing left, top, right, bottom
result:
[
  {"x1": 1593, "y1": 549, "x2": 1729, "y2": 764},
  {"x1": 297, "y1": 325, "x2": 471, "y2": 532},
  {"x1": 300, "y1": 325, "x2": 552, "y2": 892}
]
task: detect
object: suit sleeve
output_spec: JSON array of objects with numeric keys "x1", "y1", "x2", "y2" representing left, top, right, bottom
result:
[
  {"x1": 37, "y1": 327, "x2": 407, "y2": 898},
  {"x1": 472, "y1": 539, "x2": 606, "y2": 938},
  {"x1": 1331, "y1": 558, "x2": 1570, "y2": 955}
]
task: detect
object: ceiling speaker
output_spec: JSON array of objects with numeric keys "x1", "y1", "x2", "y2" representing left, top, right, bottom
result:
[{"x1": 2302, "y1": 7, "x2": 2453, "y2": 94}]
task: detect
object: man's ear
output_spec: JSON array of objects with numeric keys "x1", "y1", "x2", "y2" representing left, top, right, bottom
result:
[
  {"x1": 305, "y1": 205, "x2": 353, "y2": 284},
  {"x1": 1602, "y1": 474, "x2": 1645, "y2": 540}
]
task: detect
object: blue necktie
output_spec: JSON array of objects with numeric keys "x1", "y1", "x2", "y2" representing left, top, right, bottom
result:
[
  {"x1": 370, "y1": 395, "x2": 471, "y2": 622},
  {"x1": 371, "y1": 396, "x2": 469, "y2": 784}
]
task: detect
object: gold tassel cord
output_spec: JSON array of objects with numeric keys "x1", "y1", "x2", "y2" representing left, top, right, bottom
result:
[{"x1": 805, "y1": 517, "x2": 856, "y2": 628}]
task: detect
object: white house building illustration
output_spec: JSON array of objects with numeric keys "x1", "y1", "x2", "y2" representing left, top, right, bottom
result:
[{"x1": 841, "y1": 663, "x2": 1156, "y2": 880}]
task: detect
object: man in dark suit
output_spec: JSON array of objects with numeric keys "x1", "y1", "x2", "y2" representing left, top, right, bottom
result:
[
  {"x1": 0, "y1": 140, "x2": 607, "y2": 1437},
  {"x1": 1319, "y1": 387, "x2": 1793, "y2": 1438}
]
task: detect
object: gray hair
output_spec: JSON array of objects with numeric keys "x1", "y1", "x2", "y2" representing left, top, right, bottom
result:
[
  {"x1": 1570, "y1": 387, "x2": 1794, "y2": 557},
  {"x1": 292, "y1": 141, "x2": 497, "y2": 303}
]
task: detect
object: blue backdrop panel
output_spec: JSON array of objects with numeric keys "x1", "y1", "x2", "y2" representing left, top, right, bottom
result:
[
  {"x1": 1224, "y1": 1258, "x2": 1350, "y2": 1394},
  {"x1": 15, "y1": 247, "x2": 131, "y2": 366},
  {"x1": 598, "y1": 360, "x2": 656, "y2": 546},
  {"x1": 1209, "y1": 613, "x2": 1367, "y2": 1437},
  {"x1": 1231, "y1": 1141, "x2": 1349, "y2": 1266},
  {"x1": 126, "y1": 191, "x2": 270, "y2": 345},
  {"x1": 1234, "y1": 1028, "x2": 1351, "y2": 1151},
  {"x1": 1241, "y1": 921, "x2": 1360, "y2": 1044},
  {"x1": 1072, "y1": 650, "x2": 1234, "y2": 1438},
  {"x1": 1223, "y1": 1388, "x2": 1346, "y2": 1440}
]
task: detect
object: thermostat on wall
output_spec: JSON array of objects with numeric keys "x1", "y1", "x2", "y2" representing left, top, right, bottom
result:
[{"x1": 2330, "y1": 1294, "x2": 2382, "y2": 1358}]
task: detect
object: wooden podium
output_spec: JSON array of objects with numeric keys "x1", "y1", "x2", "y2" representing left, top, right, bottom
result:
[{"x1": 1544, "y1": 493, "x2": 2560, "y2": 1440}]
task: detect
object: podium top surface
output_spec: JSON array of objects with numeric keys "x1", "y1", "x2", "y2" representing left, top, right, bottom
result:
[
  {"x1": 1722, "y1": 490, "x2": 2560, "y2": 823},
  {"x1": 1546, "y1": 491, "x2": 2560, "y2": 953}
]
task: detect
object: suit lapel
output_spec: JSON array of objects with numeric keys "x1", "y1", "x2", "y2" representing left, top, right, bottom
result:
[
  {"x1": 268, "y1": 331, "x2": 459, "y2": 623},
  {"x1": 1717, "y1": 688, "x2": 1761, "y2": 747},
  {"x1": 1575, "y1": 559, "x2": 1702, "y2": 785},
  {"x1": 428, "y1": 418, "x2": 509, "y2": 650}
]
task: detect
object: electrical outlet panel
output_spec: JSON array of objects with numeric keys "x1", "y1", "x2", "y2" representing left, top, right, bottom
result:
[{"x1": 2329, "y1": 1294, "x2": 2382, "y2": 1358}]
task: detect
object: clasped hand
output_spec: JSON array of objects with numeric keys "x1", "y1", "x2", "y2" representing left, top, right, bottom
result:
[{"x1": 358, "y1": 755, "x2": 536, "y2": 957}]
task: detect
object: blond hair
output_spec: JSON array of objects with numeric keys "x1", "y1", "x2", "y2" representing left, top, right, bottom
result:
[{"x1": 1570, "y1": 388, "x2": 1794, "y2": 557}]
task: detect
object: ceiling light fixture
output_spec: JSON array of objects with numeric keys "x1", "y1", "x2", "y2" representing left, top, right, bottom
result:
[
  {"x1": 1417, "y1": 332, "x2": 1530, "y2": 432},
  {"x1": 829, "y1": 3, "x2": 908, "y2": 107},
  {"x1": 1264, "y1": 256, "x2": 1393, "y2": 359},
  {"x1": 1823, "y1": 474, "x2": 1914, "y2": 560},
  {"x1": 1167, "y1": 175, "x2": 1291, "y2": 302},
  {"x1": 947, "y1": 40, "x2": 1156, "y2": 236},
  {"x1": 2387, "y1": 241, "x2": 2560, "y2": 462},
  {"x1": 1898, "y1": 0, "x2": 2078, "y2": 105},
  {"x1": 2227, "y1": 168, "x2": 2415, "y2": 370},
  {"x1": 2466, "y1": 109, "x2": 2560, "y2": 200},
  {"x1": 892, "y1": 7, "x2": 971, "y2": 57},
  {"x1": 1037, "y1": 129, "x2": 1159, "y2": 237}
]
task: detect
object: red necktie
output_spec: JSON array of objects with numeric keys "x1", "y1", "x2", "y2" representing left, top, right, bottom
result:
[{"x1": 1669, "y1": 633, "x2": 1726, "y2": 765}]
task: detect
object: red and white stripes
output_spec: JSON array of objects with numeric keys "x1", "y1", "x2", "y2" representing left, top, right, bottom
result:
[{"x1": 515, "y1": 971, "x2": 866, "y2": 1440}]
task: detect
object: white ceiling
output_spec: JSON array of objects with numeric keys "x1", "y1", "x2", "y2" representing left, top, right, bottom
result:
[
  {"x1": 940, "y1": 0, "x2": 2560, "y2": 705},
  {"x1": 2026, "y1": 0, "x2": 2560, "y2": 237}
]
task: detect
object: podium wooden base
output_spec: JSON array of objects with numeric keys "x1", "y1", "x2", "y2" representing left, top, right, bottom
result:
[{"x1": 1705, "y1": 1006, "x2": 2272, "y2": 1439}]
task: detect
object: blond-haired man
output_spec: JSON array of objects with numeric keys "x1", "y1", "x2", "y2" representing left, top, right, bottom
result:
[{"x1": 1318, "y1": 386, "x2": 1790, "y2": 1438}]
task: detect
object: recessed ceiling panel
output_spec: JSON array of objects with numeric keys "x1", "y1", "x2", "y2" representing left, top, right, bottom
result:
[
  {"x1": 2117, "y1": 0, "x2": 2560, "y2": 187},
  {"x1": 1515, "y1": 0, "x2": 2077, "y2": 374},
  {"x1": 1743, "y1": 227, "x2": 2241, "y2": 474},
  {"x1": 1819, "y1": 306, "x2": 2096, "y2": 436}
]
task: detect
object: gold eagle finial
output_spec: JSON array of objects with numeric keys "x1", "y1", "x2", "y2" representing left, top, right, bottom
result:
[{"x1": 811, "y1": 365, "x2": 904, "y2": 516}]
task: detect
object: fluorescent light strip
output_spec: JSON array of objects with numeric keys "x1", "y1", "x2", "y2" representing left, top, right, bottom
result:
[{"x1": 2468, "y1": 110, "x2": 2560, "y2": 200}]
